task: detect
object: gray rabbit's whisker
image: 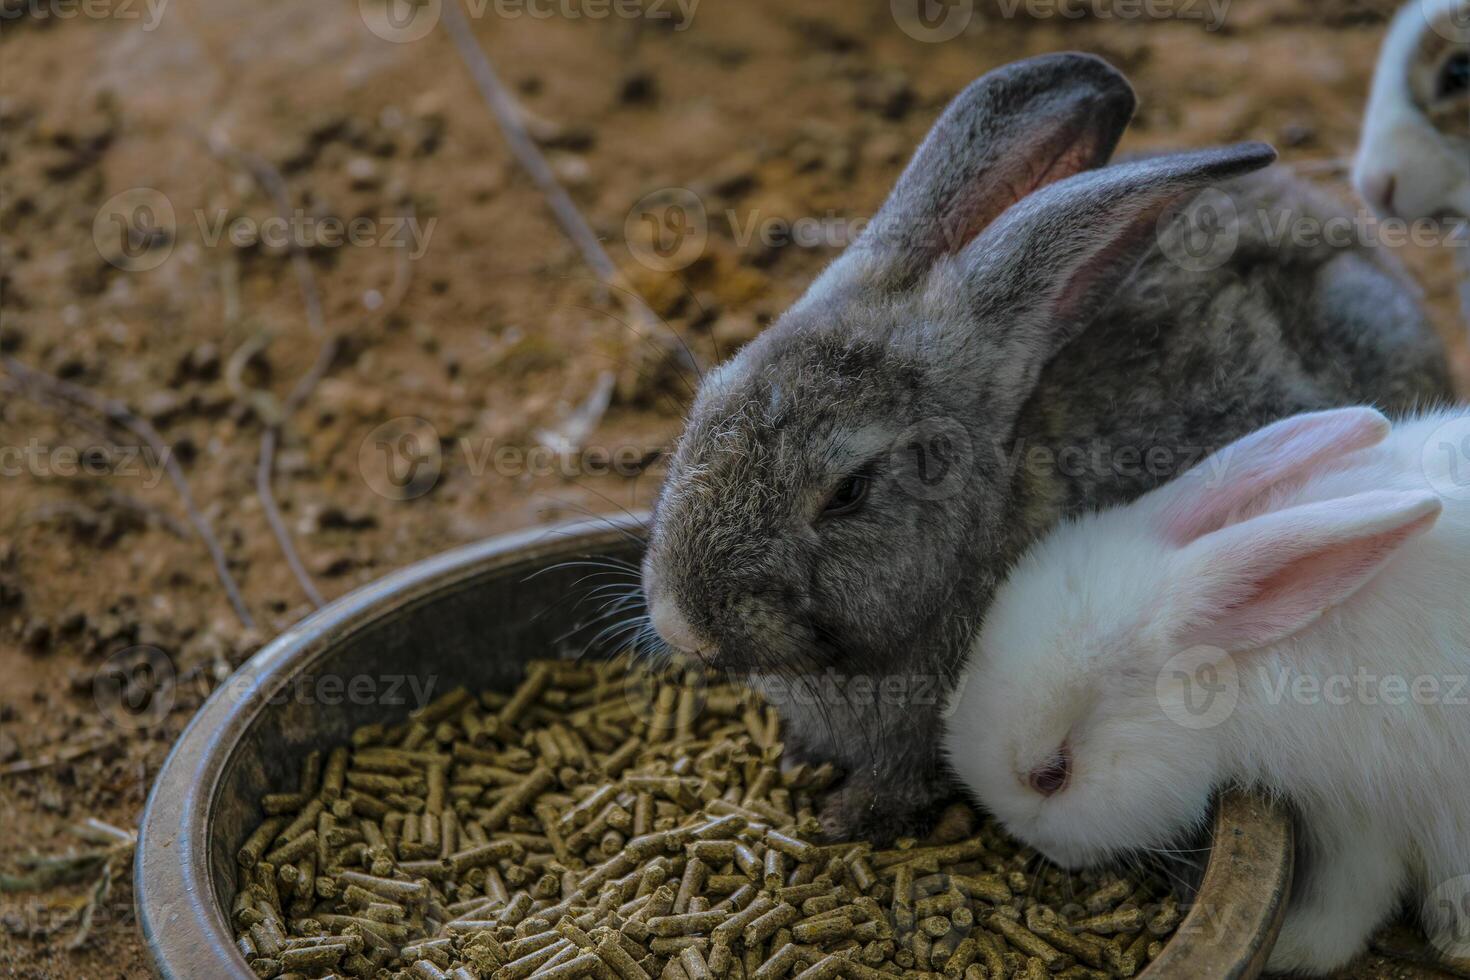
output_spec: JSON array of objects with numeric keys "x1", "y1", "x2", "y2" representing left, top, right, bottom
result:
[
  {"x1": 567, "y1": 570, "x2": 640, "y2": 592},
  {"x1": 580, "y1": 613, "x2": 651, "y2": 661},
  {"x1": 578, "y1": 346, "x2": 698, "y2": 407},
  {"x1": 556, "y1": 593, "x2": 646, "y2": 643},
  {"x1": 601, "y1": 276, "x2": 711, "y2": 380},
  {"x1": 549, "y1": 267, "x2": 711, "y2": 383},
  {"x1": 572, "y1": 304, "x2": 703, "y2": 399},
  {"x1": 585, "y1": 586, "x2": 647, "y2": 612},
  {"x1": 536, "y1": 491, "x2": 651, "y2": 540},
  {"x1": 667, "y1": 275, "x2": 726, "y2": 366},
  {"x1": 525, "y1": 577, "x2": 634, "y2": 629},
  {"x1": 531, "y1": 556, "x2": 642, "y2": 579}
]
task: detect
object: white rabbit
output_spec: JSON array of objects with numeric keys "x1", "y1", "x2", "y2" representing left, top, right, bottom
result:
[
  {"x1": 1355, "y1": 0, "x2": 1470, "y2": 324},
  {"x1": 1355, "y1": 0, "x2": 1470, "y2": 220},
  {"x1": 944, "y1": 406, "x2": 1470, "y2": 976}
]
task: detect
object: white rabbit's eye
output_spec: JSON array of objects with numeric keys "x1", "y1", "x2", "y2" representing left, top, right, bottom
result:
[
  {"x1": 1028, "y1": 742, "x2": 1073, "y2": 797},
  {"x1": 822, "y1": 472, "x2": 871, "y2": 518},
  {"x1": 1439, "y1": 52, "x2": 1470, "y2": 100}
]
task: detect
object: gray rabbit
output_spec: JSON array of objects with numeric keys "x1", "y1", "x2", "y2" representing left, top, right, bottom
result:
[{"x1": 640, "y1": 52, "x2": 1453, "y2": 841}]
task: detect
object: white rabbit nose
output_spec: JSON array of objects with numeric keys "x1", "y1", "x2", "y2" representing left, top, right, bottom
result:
[{"x1": 649, "y1": 595, "x2": 712, "y2": 655}]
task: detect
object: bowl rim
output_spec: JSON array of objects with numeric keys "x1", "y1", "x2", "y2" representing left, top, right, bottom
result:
[
  {"x1": 134, "y1": 515, "x2": 1293, "y2": 979},
  {"x1": 134, "y1": 515, "x2": 645, "y2": 979}
]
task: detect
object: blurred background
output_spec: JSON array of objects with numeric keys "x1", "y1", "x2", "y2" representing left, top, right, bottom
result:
[{"x1": 0, "y1": 0, "x2": 1467, "y2": 975}]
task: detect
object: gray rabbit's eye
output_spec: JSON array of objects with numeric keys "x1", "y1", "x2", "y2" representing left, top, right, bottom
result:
[
  {"x1": 822, "y1": 472, "x2": 871, "y2": 518},
  {"x1": 1438, "y1": 52, "x2": 1470, "y2": 100}
]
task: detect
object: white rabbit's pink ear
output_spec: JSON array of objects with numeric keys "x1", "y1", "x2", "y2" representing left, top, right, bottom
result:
[
  {"x1": 1157, "y1": 408, "x2": 1392, "y2": 546},
  {"x1": 1169, "y1": 491, "x2": 1442, "y2": 653}
]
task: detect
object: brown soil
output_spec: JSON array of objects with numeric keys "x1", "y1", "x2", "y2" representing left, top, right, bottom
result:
[{"x1": 1, "y1": 1, "x2": 1466, "y2": 978}]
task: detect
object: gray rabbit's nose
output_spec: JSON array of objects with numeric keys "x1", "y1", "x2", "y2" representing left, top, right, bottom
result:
[{"x1": 649, "y1": 595, "x2": 713, "y2": 656}]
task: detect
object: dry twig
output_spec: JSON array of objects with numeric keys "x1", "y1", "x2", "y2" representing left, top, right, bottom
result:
[
  {"x1": 438, "y1": 0, "x2": 680, "y2": 400},
  {"x1": 0, "y1": 736, "x2": 114, "y2": 778},
  {"x1": 0, "y1": 820, "x2": 136, "y2": 950},
  {"x1": 206, "y1": 139, "x2": 333, "y2": 609}
]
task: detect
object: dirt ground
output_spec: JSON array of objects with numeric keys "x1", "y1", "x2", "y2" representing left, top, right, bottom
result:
[{"x1": 1, "y1": 0, "x2": 1467, "y2": 977}]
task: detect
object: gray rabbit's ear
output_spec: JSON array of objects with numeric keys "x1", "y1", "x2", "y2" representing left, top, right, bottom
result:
[
  {"x1": 956, "y1": 142, "x2": 1278, "y2": 399},
  {"x1": 832, "y1": 53, "x2": 1136, "y2": 292}
]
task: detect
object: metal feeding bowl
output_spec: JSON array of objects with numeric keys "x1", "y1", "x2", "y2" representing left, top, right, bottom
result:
[{"x1": 134, "y1": 516, "x2": 1294, "y2": 978}]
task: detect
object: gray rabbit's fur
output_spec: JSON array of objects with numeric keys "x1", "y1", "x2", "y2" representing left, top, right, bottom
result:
[{"x1": 641, "y1": 53, "x2": 1453, "y2": 841}]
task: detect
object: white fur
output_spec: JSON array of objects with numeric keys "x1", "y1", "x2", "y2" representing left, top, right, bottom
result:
[
  {"x1": 945, "y1": 407, "x2": 1470, "y2": 975},
  {"x1": 1354, "y1": 0, "x2": 1470, "y2": 219}
]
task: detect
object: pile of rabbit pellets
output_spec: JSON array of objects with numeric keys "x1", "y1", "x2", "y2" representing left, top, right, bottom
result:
[{"x1": 232, "y1": 658, "x2": 1181, "y2": 979}]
